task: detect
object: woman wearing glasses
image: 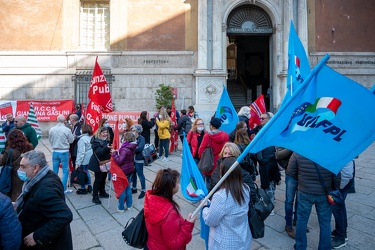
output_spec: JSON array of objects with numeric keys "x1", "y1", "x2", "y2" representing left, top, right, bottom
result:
[{"x1": 186, "y1": 118, "x2": 206, "y2": 164}]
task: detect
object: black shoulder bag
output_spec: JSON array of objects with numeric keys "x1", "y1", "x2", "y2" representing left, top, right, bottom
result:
[{"x1": 122, "y1": 208, "x2": 148, "y2": 248}]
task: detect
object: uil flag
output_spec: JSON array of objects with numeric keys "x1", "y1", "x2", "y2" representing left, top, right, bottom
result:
[
  {"x1": 281, "y1": 20, "x2": 311, "y2": 106},
  {"x1": 242, "y1": 55, "x2": 375, "y2": 174},
  {"x1": 169, "y1": 99, "x2": 179, "y2": 152},
  {"x1": 249, "y1": 94, "x2": 266, "y2": 129},
  {"x1": 215, "y1": 86, "x2": 239, "y2": 134},
  {"x1": 27, "y1": 103, "x2": 42, "y2": 140}
]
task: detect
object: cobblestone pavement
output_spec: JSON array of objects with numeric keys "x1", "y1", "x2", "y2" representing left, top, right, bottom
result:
[{"x1": 36, "y1": 137, "x2": 375, "y2": 250}]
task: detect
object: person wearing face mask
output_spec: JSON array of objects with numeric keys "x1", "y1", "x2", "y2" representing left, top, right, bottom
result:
[
  {"x1": 155, "y1": 110, "x2": 172, "y2": 162},
  {"x1": 130, "y1": 124, "x2": 147, "y2": 199},
  {"x1": 88, "y1": 127, "x2": 113, "y2": 205},
  {"x1": 98, "y1": 118, "x2": 114, "y2": 144},
  {"x1": 186, "y1": 118, "x2": 206, "y2": 165},
  {"x1": 16, "y1": 150, "x2": 73, "y2": 250}
]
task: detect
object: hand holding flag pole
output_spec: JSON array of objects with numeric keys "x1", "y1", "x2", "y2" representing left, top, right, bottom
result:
[{"x1": 191, "y1": 54, "x2": 330, "y2": 218}]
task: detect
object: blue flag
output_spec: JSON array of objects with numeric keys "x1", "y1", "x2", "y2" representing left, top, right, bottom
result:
[
  {"x1": 180, "y1": 136, "x2": 208, "y2": 202},
  {"x1": 370, "y1": 84, "x2": 375, "y2": 94},
  {"x1": 281, "y1": 21, "x2": 311, "y2": 106},
  {"x1": 215, "y1": 86, "x2": 239, "y2": 134},
  {"x1": 238, "y1": 55, "x2": 375, "y2": 174}
]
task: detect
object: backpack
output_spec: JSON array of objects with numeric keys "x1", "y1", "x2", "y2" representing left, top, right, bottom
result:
[
  {"x1": 183, "y1": 118, "x2": 192, "y2": 133},
  {"x1": 0, "y1": 148, "x2": 13, "y2": 194},
  {"x1": 70, "y1": 167, "x2": 88, "y2": 186}
]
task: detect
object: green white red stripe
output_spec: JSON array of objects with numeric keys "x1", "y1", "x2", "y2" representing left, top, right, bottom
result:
[
  {"x1": 305, "y1": 97, "x2": 342, "y2": 114},
  {"x1": 27, "y1": 103, "x2": 42, "y2": 139}
]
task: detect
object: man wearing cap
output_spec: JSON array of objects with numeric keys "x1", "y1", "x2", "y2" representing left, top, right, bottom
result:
[{"x1": 198, "y1": 117, "x2": 229, "y2": 189}]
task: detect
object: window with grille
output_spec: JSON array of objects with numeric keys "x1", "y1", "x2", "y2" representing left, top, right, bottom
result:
[
  {"x1": 74, "y1": 70, "x2": 113, "y2": 109},
  {"x1": 80, "y1": 1, "x2": 110, "y2": 50}
]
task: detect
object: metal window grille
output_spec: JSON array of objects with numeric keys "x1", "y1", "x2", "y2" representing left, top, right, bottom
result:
[
  {"x1": 80, "y1": 2, "x2": 110, "y2": 50},
  {"x1": 74, "y1": 70, "x2": 113, "y2": 108}
]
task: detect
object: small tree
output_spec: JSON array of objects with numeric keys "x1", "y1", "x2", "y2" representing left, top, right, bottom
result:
[{"x1": 155, "y1": 84, "x2": 173, "y2": 109}]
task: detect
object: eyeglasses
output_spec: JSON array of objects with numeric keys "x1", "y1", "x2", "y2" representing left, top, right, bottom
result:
[{"x1": 197, "y1": 123, "x2": 204, "y2": 126}]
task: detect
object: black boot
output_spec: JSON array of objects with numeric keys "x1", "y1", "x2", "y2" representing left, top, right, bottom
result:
[
  {"x1": 99, "y1": 192, "x2": 109, "y2": 198},
  {"x1": 92, "y1": 196, "x2": 101, "y2": 205}
]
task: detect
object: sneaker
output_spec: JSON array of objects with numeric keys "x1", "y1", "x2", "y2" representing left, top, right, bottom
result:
[
  {"x1": 332, "y1": 237, "x2": 347, "y2": 249},
  {"x1": 285, "y1": 226, "x2": 295, "y2": 239},
  {"x1": 126, "y1": 206, "x2": 132, "y2": 211},
  {"x1": 64, "y1": 189, "x2": 73, "y2": 195},
  {"x1": 162, "y1": 157, "x2": 168, "y2": 162},
  {"x1": 138, "y1": 191, "x2": 145, "y2": 199},
  {"x1": 132, "y1": 188, "x2": 138, "y2": 194},
  {"x1": 270, "y1": 210, "x2": 275, "y2": 216},
  {"x1": 117, "y1": 209, "x2": 125, "y2": 213},
  {"x1": 76, "y1": 189, "x2": 88, "y2": 195},
  {"x1": 331, "y1": 230, "x2": 348, "y2": 241}
]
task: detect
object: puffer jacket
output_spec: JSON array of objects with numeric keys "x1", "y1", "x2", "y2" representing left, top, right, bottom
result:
[
  {"x1": 144, "y1": 191, "x2": 194, "y2": 250},
  {"x1": 198, "y1": 131, "x2": 229, "y2": 176},
  {"x1": 75, "y1": 134, "x2": 93, "y2": 166},
  {"x1": 112, "y1": 141, "x2": 137, "y2": 175},
  {"x1": 288, "y1": 152, "x2": 340, "y2": 195},
  {"x1": 0, "y1": 193, "x2": 21, "y2": 249},
  {"x1": 156, "y1": 119, "x2": 171, "y2": 139}
]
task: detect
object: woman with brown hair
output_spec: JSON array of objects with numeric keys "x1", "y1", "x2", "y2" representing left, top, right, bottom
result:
[
  {"x1": 98, "y1": 118, "x2": 114, "y2": 144},
  {"x1": 138, "y1": 111, "x2": 154, "y2": 144},
  {"x1": 0, "y1": 129, "x2": 33, "y2": 201},
  {"x1": 144, "y1": 168, "x2": 196, "y2": 249}
]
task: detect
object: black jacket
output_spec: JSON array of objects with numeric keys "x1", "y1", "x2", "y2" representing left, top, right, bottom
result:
[
  {"x1": 256, "y1": 146, "x2": 281, "y2": 189},
  {"x1": 88, "y1": 137, "x2": 111, "y2": 172},
  {"x1": 70, "y1": 123, "x2": 82, "y2": 157},
  {"x1": 18, "y1": 171, "x2": 73, "y2": 250},
  {"x1": 140, "y1": 119, "x2": 154, "y2": 144}
]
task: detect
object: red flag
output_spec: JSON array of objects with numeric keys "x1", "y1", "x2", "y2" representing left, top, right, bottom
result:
[
  {"x1": 88, "y1": 57, "x2": 113, "y2": 113},
  {"x1": 169, "y1": 99, "x2": 179, "y2": 152},
  {"x1": 113, "y1": 120, "x2": 119, "y2": 150},
  {"x1": 249, "y1": 94, "x2": 266, "y2": 130},
  {"x1": 109, "y1": 159, "x2": 128, "y2": 199},
  {"x1": 85, "y1": 100, "x2": 102, "y2": 133}
]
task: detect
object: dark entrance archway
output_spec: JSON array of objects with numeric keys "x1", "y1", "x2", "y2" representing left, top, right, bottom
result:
[{"x1": 226, "y1": 5, "x2": 272, "y2": 111}]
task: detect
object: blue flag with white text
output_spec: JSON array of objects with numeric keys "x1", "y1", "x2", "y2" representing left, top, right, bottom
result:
[
  {"x1": 281, "y1": 21, "x2": 311, "y2": 106},
  {"x1": 215, "y1": 86, "x2": 239, "y2": 134},
  {"x1": 244, "y1": 55, "x2": 375, "y2": 174}
]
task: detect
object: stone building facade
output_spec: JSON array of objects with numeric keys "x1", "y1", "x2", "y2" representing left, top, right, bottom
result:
[{"x1": 0, "y1": 0, "x2": 374, "y2": 132}]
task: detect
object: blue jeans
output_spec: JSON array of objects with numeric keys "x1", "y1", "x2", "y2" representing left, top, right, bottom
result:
[
  {"x1": 159, "y1": 139, "x2": 169, "y2": 158},
  {"x1": 332, "y1": 179, "x2": 352, "y2": 239},
  {"x1": 118, "y1": 173, "x2": 133, "y2": 210},
  {"x1": 285, "y1": 175, "x2": 298, "y2": 227},
  {"x1": 52, "y1": 151, "x2": 70, "y2": 191},
  {"x1": 132, "y1": 162, "x2": 146, "y2": 191},
  {"x1": 296, "y1": 191, "x2": 331, "y2": 250},
  {"x1": 80, "y1": 164, "x2": 92, "y2": 189}
]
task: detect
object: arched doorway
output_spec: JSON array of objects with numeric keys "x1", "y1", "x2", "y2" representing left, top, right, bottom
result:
[{"x1": 226, "y1": 5, "x2": 273, "y2": 111}]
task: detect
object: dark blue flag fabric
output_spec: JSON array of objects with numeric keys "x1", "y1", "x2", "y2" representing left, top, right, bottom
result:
[
  {"x1": 215, "y1": 86, "x2": 239, "y2": 134},
  {"x1": 180, "y1": 136, "x2": 208, "y2": 201},
  {"x1": 281, "y1": 20, "x2": 311, "y2": 106},
  {"x1": 241, "y1": 55, "x2": 375, "y2": 174}
]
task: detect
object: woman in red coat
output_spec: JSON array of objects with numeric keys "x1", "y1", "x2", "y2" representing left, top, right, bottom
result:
[
  {"x1": 186, "y1": 118, "x2": 205, "y2": 164},
  {"x1": 144, "y1": 168, "x2": 196, "y2": 250}
]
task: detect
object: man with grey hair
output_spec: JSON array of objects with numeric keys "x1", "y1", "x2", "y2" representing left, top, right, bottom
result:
[
  {"x1": 49, "y1": 115, "x2": 74, "y2": 193},
  {"x1": 16, "y1": 150, "x2": 73, "y2": 249},
  {"x1": 14, "y1": 115, "x2": 38, "y2": 148}
]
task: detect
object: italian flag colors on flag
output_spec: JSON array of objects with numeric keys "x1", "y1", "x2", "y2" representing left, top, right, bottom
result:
[{"x1": 27, "y1": 103, "x2": 42, "y2": 140}]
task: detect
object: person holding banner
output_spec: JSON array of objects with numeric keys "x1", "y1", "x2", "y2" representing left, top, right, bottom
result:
[
  {"x1": 201, "y1": 157, "x2": 251, "y2": 250},
  {"x1": 144, "y1": 168, "x2": 196, "y2": 249}
]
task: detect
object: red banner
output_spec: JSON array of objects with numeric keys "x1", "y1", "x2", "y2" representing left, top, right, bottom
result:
[
  {"x1": 88, "y1": 57, "x2": 113, "y2": 113},
  {"x1": 85, "y1": 100, "x2": 102, "y2": 133},
  {"x1": 0, "y1": 100, "x2": 74, "y2": 121},
  {"x1": 101, "y1": 111, "x2": 142, "y2": 133}
]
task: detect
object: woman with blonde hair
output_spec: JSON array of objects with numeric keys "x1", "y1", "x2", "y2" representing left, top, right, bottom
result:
[
  {"x1": 186, "y1": 118, "x2": 206, "y2": 164},
  {"x1": 202, "y1": 157, "x2": 252, "y2": 249},
  {"x1": 98, "y1": 118, "x2": 114, "y2": 144},
  {"x1": 155, "y1": 110, "x2": 171, "y2": 161}
]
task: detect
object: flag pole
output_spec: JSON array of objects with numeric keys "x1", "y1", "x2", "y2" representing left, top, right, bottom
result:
[{"x1": 192, "y1": 54, "x2": 331, "y2": 218}]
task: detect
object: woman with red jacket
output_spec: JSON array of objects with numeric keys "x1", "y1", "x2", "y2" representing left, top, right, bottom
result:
[
  {"x1": 198, "y1": 117, "x2": 229, "y2": 189},
  {"x1": 144, "y1": 168, "x2": 196, "y2": 250},
  {"x1": 186, "y1": 118, "x2": 205, "y2": 164}
]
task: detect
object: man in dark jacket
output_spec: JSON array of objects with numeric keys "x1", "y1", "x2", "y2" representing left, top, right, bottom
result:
[
  {"x1": 288, "y1": 152, "x2": 340, "y2": 250},
  {"x1": 175, "y1": 109, "x2": 192, "y2": 143},
  {"x1": 16, "y1": 150, "x2": 73, "y2": 250},
  {"x1": 0, "y1": 192, "x2": 21, "y2": 249},
  {"x1": 1, "y1": 113, "x2": 15, "y2": 137},
  {"x1": 69, "y1": 114, "x2": 82, "y2": 168},
  {"x1": 15, "y1": 115, "x2": 38, "y2": 148}
]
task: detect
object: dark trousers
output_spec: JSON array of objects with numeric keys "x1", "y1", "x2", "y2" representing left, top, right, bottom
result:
[
  {"x1": 154, "y1": 130, "x2": 159, "y2": 149},
  {"x1": 93, "y1": 171, "x2": 107, "y2": 197}
]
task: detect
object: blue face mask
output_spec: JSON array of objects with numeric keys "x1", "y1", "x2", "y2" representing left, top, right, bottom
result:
[{"x1": 17, "y1": 167, "x2": 34, "y2": 182}]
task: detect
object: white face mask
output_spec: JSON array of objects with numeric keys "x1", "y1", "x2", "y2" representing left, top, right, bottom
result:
[
  {"x1": 197, "y1": 127, "x2": 204, "y2": 132},
  {"x1": 159, "y1": 115, "x2": 162, "y2": 119}
]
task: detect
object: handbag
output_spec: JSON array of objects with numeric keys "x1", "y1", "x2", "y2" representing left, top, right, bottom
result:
[
  {"x1": 248, "y1": 202, "x2": 265, "y2": 239},
  {"x1": 70, "y1": 167, "x2": 88, "y2": 186},
  {"x1": 94, "y1": 153, "x2": 111, "y2": 172},
  {"x1": 313, "y1": 163, "x2": 345, "y2": 205},
  {"x1": 122, "y1": 208, "x2": 148, "y2": 249},
  {"x1": 198, "y1": 136, "x2": 214, "y2": 173},
  {"x1": 0, "y1": 148, "x2": 13, "y2": 194},
  {"x1": 252, "y1": 183, "x2": 274, "y2": 221}
]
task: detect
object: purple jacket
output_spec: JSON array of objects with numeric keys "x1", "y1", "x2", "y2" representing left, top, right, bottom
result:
[{"x1": 112, "y1": 142, "x2": 137, "y2": 175}]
